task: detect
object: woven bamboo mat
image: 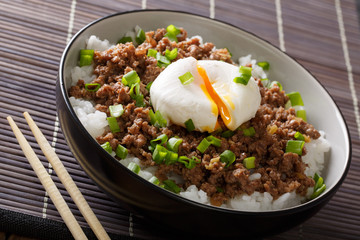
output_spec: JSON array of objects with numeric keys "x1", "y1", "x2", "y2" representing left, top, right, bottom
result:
[{"x1": 1, "y1": 0, "x2": 360, "y2": 239}]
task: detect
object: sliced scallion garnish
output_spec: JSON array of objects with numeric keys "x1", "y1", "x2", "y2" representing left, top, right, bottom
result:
[
  {"x1": 156, "y1": 52, "x2": 171, "y2": 68},
  {"x1": 146, "y1": 81, "x2": 153, "y2": 91},
  {"x1": 287, "y1": 92, "x2": 304, "y2": 106},
  {"x1": 107, "y1": 117, "x2": 121, "y2": 133},
  {"x1": 84, "y1": 83, "x2": 101, "y2": 92},
  {"x1": 152, "y1": 144, "x2": 169, "y2": 164},
  {"x1": 239, "y1": 66, "x2": 252, "y2": 75},
  {"x1": 296, "y1": 109, "x2": 307, "y2": 122},
  {"x1": 150, "y1": 134, "x2": 168, "y2": 148},
  {"x1": 178, "y1": 156, "x2": 200, "y2": 169},
  {"x1": 109, "y1": 104, "x2": 124, "y2": 118},
  {"x1": 165, "y1": 48, "x2": 178, "y2": 61},
  {"x1": 118, "y1": 36, "x2": 133, "y2": 44},
  {"x1": 310, "y1": 173, "x2": 326, "y2": 199},
  {"x1": 122, "y1": 70, "x2": 140, "y2": 87},
  {"x1": 243, "y1": 127, "x2": 256, "y2": 137},
  {"x1": 116, "y1": 144, "x2": 128, "y2": 159},
  {"x1": 184, "y1": 119, "x2": 195, "y2": 132},
  {"x1": 197, "y1": 138, "x2": 211, "y2": 153},
  {"x1": 79, "y1": 49, "x2": 94, "y2": 67},
  {"x1": 257, "y1": 61, "x2": 270, "y2": 71},
  {"x1": 285, "y1": 140, "x2": 305, "y2": 155},
  {"x1": 167, "y1": 137, "x2": 183, "y2": 153},
  {"x1": 135, "y1": 27, "x2": 146, "y2": 45},
  {"x1": 162, "y1": 179, "x2": 181, "y2": 193},
  {"x1": 233, "y1": 75, "x2": 251, "y2": 85},
  {"x1": 294, "y1": 131, "x2": 305, "y2": 141},
  {"x1": 147, "y1": 49, "x2": 157, "y2": 58},
  {"x1": 166, "y1": 24, "x2": 181, "y2": 35},
  {"x1": 127, "y1": 162, "x2": 141, "y2": 174},
  {"x1": 149, "y1": 109, "x2": 167, "y2": 128},
  {"x1": 149, "y1": 176, "x2": 160, "y2": 185},
  {"x1": 101, "y1": 142, "x2": 112, "y2": 154},
  {"x1": 243, "y1": 156, "x2": 255, "y2": 169},
  {"x1": 179, "y1": 71, "x2": 194, "y2": 85},
  {"x1": 221, "y1": 130, "x2": 234, "y2": 138},
  {"x1": 220, "y1": 150, "x2": 236, "y2": 168},
  {"x1": 206, "y1": 135, "x2": 222, "y2": 147}
]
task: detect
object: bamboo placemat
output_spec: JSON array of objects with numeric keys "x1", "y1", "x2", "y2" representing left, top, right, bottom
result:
[{"x1": 1, "y1": 0, "x2": 359, "y2": 239}]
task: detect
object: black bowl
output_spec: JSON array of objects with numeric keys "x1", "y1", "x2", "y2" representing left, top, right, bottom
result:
[{"x1": 56, "y1": 10, "x2": 351, "y2": 238}]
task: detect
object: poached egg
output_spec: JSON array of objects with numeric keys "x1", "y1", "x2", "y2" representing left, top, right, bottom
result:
[{"x1": 150, "y1": 57, "x2": 261, "y2": 132}]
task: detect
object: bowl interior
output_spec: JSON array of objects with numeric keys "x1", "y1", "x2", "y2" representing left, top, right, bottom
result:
[{"x1": 61, "y1": 10, "x2": 350, "y2": 210}]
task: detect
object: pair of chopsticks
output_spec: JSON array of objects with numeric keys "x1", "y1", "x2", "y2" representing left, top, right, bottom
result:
[{"x1": 7, "y1": 112, "x2": 111, "y2": 240}]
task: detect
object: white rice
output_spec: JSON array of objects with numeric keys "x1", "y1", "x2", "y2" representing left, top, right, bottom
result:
[{"x1": 69, "y1": 33, "x2": 331, "y2": 211}]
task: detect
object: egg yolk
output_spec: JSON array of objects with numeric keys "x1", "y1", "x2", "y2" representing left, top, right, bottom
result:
[{"x1": 197, "y1": 64, "x2": 232, "y2": 126}]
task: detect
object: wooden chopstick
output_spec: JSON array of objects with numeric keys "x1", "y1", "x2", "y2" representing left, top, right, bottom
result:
[
  {"x1": 7, "y1": 115, "x2": 88, "y2": 240},
  {"x1": 8, "y1": 112, "x2": 111, "y2": 240},
  {"x1": 22, "y1": 112, "x2": 110, "y2": 240}
]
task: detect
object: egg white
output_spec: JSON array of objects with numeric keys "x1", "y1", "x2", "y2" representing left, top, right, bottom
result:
[
  {"x1": 150, "y1": 57, "x2": 218, "y2": 132},
  {"x1": 198, "y1": 60, "x2": 261, "y2": 130}
]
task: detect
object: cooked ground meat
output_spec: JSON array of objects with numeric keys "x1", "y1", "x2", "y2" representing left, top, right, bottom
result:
[{"x1": 69, "y1": 27, "x2": 319, "y2": 205}]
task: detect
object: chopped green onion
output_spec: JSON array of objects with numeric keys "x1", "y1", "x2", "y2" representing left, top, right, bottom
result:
[
  {"x1": 310, "y1": 184, "x2": 326, "y2": 199},
  {"x1": 257, "y1": 61, "x2": 270, "y2": 71},
  {"x1": 79, "y1": 54, "x2": 93, "y2": 67},
  {"x1": 156, "y1": 52, "x2": 171, "y2": 67},
  {"x1": 146, "y1": 81, "x2": 153, "y2": 91},
  {"x1": 179, "y1": 71, "x2": 195, "y2": 85},
  {"x1": 107, "y1": 117, "x2": 121, "y2": 133},
  {"x1": 314, "y1": 176, "x2": 324, "y2": 191},
  {"x1": 127, "y1": 162, "x2": 140, "y2": 174},
  {"x1": 80, "y1": 49, "x2": 94, "y2": 56},
  {"x1": 178, "y1": 156, "x2": 200, "y2": 169},
  {"x1": 166, "y1": 24, "x2": 181, "y2": 35},
  {"x1": 220, "y1": 150, "x2": 236, "y2": 167},
  {"x1": 147, "y1": 49, "x2": 157, "y2": 58},
  {"x1": 243, "y1": 156, "x2": 256, "y2": 169},
  {"x1": 184, "y1": 119, "x2": 195, "y2": 132},
  {"x1": 221, "y1": 130, "x2": 235, "y2": 138},
  {"x1": 84, "y1": 83, "x2": 101, "y2": 92},
  {"x1": 167, "y1": 137, "x2": 183, "y2": 153},
  {"x1": 122, "y1": 70, "x2": 140, "y2": 86},
  {"x1": 239, "y1": 66, "x2": 252, "y2": 75},
  {"x1": 116, "y1": 144, "x2": 128, "y2": 159},
  {"x1": 233, "y1": 74, "x2": 251, "y2": 85},
  {"x1": 149, "y1": 176, "x2": 160, "y2": 185},
  {"x1": 164, "y1": 32, "x2": 178, "y2": 43},
  {"x1": 162, "y1": 179, "x2": 181, "y2": 193},
  {"x1": 109, "y1": 104, "x2": 124, "y2": 118},
  {"x1": 118, "y1": 36, "x2": 133, "y2": 44},
  {"x1": 164, "y1": 151, "x2": 178, "y2": 165},
  {"x1": 285, "y1": 140, "x2": 305, "y2": 155},
  {"x1": 242, "y1": 127, "x2": 256, "y2": 137},
  {"x1": 150, "y1": 134, "x2": 168, "y2": 148},
  {"x1": 79, "y1": 49, "x2": 94, "y2": 67},
  {"x1": 311, "y1": 173, "x2": 326, "y2": 199},
  {"x1": 165, "y1": 48, "x2": 178, "y2": 61},
  {"x1": 287, "y1": 92, "x2": 304, "y2": 106},
  {"x1": 149, "y1": 110, "x2": 167, "y2": 128},
  {"x1": 152, "y1": 144, "x2": 169, "y2": 164},
  {"x1": 296, "y1": 109, "x2": 307, "y2": 122},
  {"x1": 269, "y1": 81, "x2": 283, "y2": 91},
  {"x1": 197, "y1": 138, "x2": 211, "y2": 153},
  {"x1": 129, "y1": 82, "x2": 145, "y2": 107},
  {"x1": 294, "y1": 131, "x2": 305, "y2": 141},
  {"x1": 206, "y1": 135, "x2": 222, "y2": 147},
  {"x1": 101, "y1": 142, "x2": 112, "y2": 154},
  {"x1": 261, "y1": 78, "x2": 270, "y2": 87},
  {"x1": 135, "y1": 27, "x2": 146, "y2": 45}
]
